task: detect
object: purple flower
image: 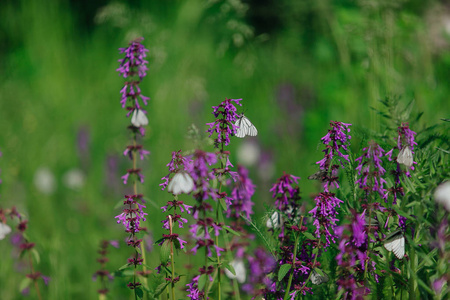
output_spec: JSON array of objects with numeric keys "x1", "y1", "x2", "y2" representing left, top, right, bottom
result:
[
  {"x1": 242, "y1": 247, "x2": 275, "y2": 295},
  {"x1": 269, "y1": 173, "x2": 301, "y2": 211},
  {"x1": 206, "y1": 98, "x2": 242, "y2": 147},
  {"x1": 355, "y1": 141, "x2": 387, "y2": 199},
  {"x1": 115, "y1": 195, "x2": 148, "y2": 233},
  {"x1": 117, "y1": 37, "x2": 150, "y2": 135},
  {"x1": 226, "y1": 165, "x2": 256, "y2": 219},
  {"x1": 186, "y1": 275, "x2": 205, "y2": 299},
  {"x1": 309, "y1": 192, "x2": 343, "y2": 247},
  {"x1": 117, "y1": 37, "x2": 149, "y2": 79}
]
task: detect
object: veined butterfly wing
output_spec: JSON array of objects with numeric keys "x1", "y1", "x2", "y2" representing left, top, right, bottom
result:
[
  {"x1": 311, "y1": 269, "x2": 329, "y2": 285},
  {"x1": 235, "y1": 115, "x2": 257, "y2": 138},
  {"x1": 383, "y1": 230, "x2": 405, "y2": 259}
]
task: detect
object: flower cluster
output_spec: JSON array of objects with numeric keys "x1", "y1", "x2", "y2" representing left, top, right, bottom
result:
[
  {"x1": 385, "y1": 123, "x2": 417, "y2": 203},
  {"x1": 335, "y1": 211, "x2": 372, "y2": 299},
  {"x1": 206, "y1": 98, "x2": 242, "y2": 147},
  {"x1": 117, "y1": 37, "x2": 150, "y2": 136},
  {"x1": 115, "y1": 38, "x2": 151, "y2": 292},
  {"x1": 355, "y1": 141, "x2": 388, "y2": 200},
  {"x1": 92, "y1": 240, "x2": 119, "y2": 296},
  {"x1": 226, "y1": 165, "x2": 256, "y2": 220},
  {"x1": 242, "y1": 247, "x2": 275, "y2": 296},
  {"x1": 309, "y1": 121, "x2": 351, "y2": 248}
]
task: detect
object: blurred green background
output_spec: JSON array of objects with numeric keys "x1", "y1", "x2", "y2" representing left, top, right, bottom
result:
[{"x1": 0, "y1": 0, "x2": 449, "y2": 299}]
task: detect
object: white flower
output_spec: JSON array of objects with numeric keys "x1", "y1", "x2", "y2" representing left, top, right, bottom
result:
[
  {"x1": 237, "y1": 140, "x2": 260, "y2": 167},
  {"x1": 397, "y1": 146, "x2": 413, "y2": 167},
  {"x1": 131, "y1": 109, "x2": 148, "y2": 127},
  {"x1": 62, "y1": 168, "x2": 85, "y2": 190},
  {"x1": 224, "y1": 258, "x2": 246, "y2": 283},
  {"x1": 167, "y1": 172, "x2": 194, "y2": 195},
  {"x1": 434, "y1": 181, "x2": 450, "y2": 211},
  {"x1": 34, "y1": 167, "x2": 56, "y2": 195},
  {"x1": 0, "y1": 223, "x2": 12, "y2": 240},
  {"x1": 266, "y1": 211, "x2": 283, "y2": 229}
]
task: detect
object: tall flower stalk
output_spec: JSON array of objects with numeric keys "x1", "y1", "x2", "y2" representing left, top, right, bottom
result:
[
  {"x1": 159, "y1": 150, "x2": 194, "y2": 300},
  {"x1": 115, "y1": 37, "x2": 151, "y2": 297},
  {"x1": 310, "y1": 121, "x2": 352, "y2": 248}
]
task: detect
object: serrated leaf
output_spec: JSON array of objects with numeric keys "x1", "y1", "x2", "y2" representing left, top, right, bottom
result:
[
  {"x1": 302, "y1": 232, "x2": 316, "y2": 240},
  {"x1": 160, "y1": 240, "x2": 171, "y2": 264},
  {"x1": 224, "y1": 226, "x2": 241, "y2": 236},
  {"x1": 278, "y1": 264, "x2": 291, "y2": 281},
  {"x1": 19, "y1": 277, "x2": 32, "y2": 292},
  {"x1": 197, "y1": 274, "x2": 207, "y2": 291},
  {"x1": 31, "y1": 248, "x2": 40, "y2": 264},
  {"x1": 224, "y1": 263, "x2": 236, "y2": 276}
]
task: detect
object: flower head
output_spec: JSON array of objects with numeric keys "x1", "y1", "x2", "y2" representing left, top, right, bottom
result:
[{"x1": 206, "y1": 98, "x2": 242, "y2": 147}]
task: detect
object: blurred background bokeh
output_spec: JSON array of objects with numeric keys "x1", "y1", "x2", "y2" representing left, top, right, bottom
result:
[{"x1": 0, "y1": 0, "x2": 449, "y2": 298}]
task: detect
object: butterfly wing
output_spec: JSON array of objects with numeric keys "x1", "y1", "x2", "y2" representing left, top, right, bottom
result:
[
  {"x1": 384, "y1": 231, "x2": 405, "y2": 259},
  {"x1": 311, "y1": 269, "x2": 329, "y2": 285},
  {"x1": 235, "y1": 115, "x2": 257, "y2": 138}
]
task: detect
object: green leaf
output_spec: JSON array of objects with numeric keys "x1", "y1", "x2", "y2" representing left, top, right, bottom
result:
[
  {"x1": 219, "y1": 198, "x2": 228, "y2": 211},
  {"x1": 278, "y1": 264, "x2": 291, "y2": 281},
  {"x1": 154, "y1": 282, "x2": 169, "y2": 297},
  {"x1": 19, "y1": 277, "x2": 32, "y2": 292},
  {"x1": 136, "y1": 287, "x2": 144, "y2": 299},
  {"x1": 223, "y1": 226, "x2": 241, "y2": 236},
  {"x1": 224, "y1": 263, "x2": 236, "y2": 276},
  {"x1": 31, "y1": 248, "x2": 40, "y2": 264},
  {"x1": 302, "y1": 232, "x2": 316, "y2": 240},
  {"x1": 118, "y1": 263, "x2": 131, "y2": 271},
  {"x1": 197, "y1": 274, "x2": 207, "y2": 291},
  {"x1": 160, "y1": 240, "x2": 171, "y2": 264}
]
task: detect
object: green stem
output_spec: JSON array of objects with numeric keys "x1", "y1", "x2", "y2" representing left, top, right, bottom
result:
[
  {"x1": 169, "y1": 215, "x2": 176, "y2": 300},
  {"x1": 283, "y1": 233, "x2": 300, "y2": 300}
]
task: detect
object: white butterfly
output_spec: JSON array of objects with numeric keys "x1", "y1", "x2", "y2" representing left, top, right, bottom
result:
[
  {"x1": 224, "y1": 258, "x2": 246, "y2": 284},
  {"x1": 383, "y1": 230, "x2": 405, "y2": 259},
  {"x1": 0, "y1": 223, "x2": 12, "y2": 240},
  {"x1": 167, "y1": 172, "x2": 195, "y2": 195},
  {"x1": 235, "y1": 115, "x2": 257, "y2": 138},
  {"x1": 131, "y1": 109, "x2": 148, "y2": 127},
  {"x1": 397, "y1": 146, "x2": 413, "y2": 167},
  {"x1": 311, "y1": 269, "x2": 329, "y2": 285},
  {"x1": 434, "y1": 181, "x2": 450, "y2": 211}
]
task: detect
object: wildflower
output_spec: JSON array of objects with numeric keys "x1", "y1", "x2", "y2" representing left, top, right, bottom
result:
[
  {"x1": 206, "y1": 98, "x2": 242, "y2": 147},
  {"x1": 242, "y1": 247, "x2": 275, "y2": 295},
  {"x1": 0, "y1": 222, "x2": 11, "y2": 240},
  {"x1": 355, "y1": 141, "x2": 388, "y2": 203},
  {"x1": 33, "y1": 167, "x2": 56, "y2": 195},
  {"x1": 227, "y1": 165, "x2": 255, "y2": 219}
]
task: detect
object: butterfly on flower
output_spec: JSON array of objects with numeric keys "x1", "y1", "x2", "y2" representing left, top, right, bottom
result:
[
  {"x1": 234, "y1": 114, "x2": 257, "y2": 138},
  {"x1": 383, "y1": 229, "x2": 405, "y2": 259}
]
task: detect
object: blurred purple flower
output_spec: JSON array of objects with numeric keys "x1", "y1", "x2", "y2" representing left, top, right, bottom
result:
[{"x1": 226, "y1": 165, "x2": 256, "y2": 220}]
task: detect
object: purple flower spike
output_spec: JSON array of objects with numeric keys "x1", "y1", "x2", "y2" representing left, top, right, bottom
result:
[
  {"x1": 355, "y1": 141, "x2": 387, "y2": 199},
  {"x1": 227, "y1": 165, "x2": 256, "y2": 220},
  {"x1": 206, "y1": 98, "x2": 242, "y2": 147}
]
